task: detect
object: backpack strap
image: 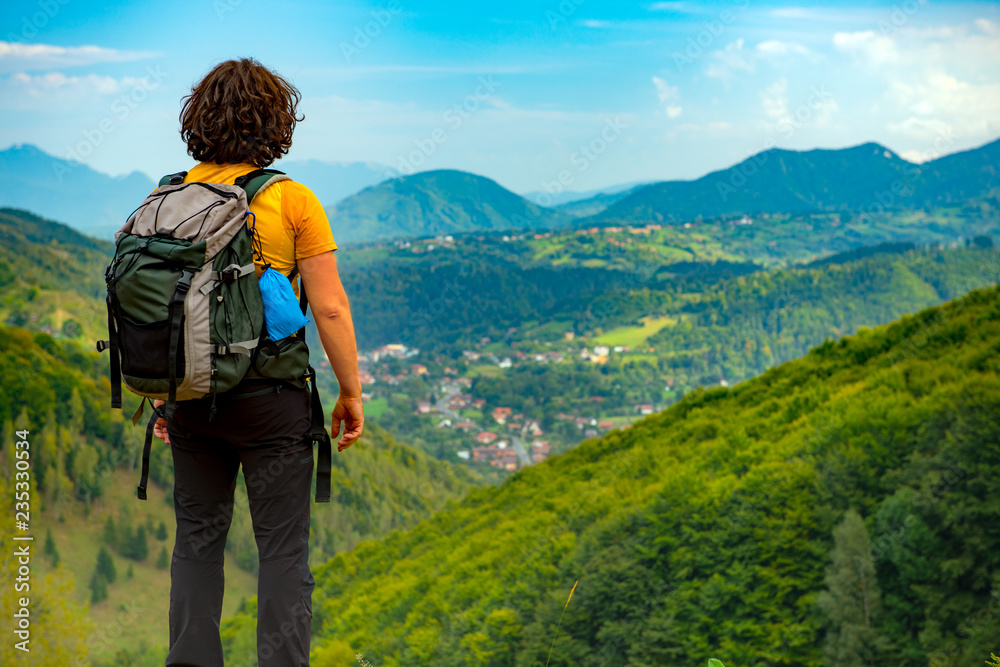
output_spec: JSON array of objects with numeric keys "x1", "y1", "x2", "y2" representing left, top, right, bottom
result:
[
  {"x1": 296, "y1": 278, "x2": 331, "y2": 503},
  {"x1": 158, "y1": 171, "x2": 188, "y2": 187},
  {"x1": 157, "y1": 168, "x2": 288, "y2": 196},
  {"x1": 306, "y1": 364, "x2": 332, "y2": 503},
  {"x1": 165, "y1": 268, "x2": 196, "y2": 420},
  {"x1": 137, "y1": 403, "x2": 165, "y2": 500},
  {"x1": 99, "y1": 295, "x2": 123, "y2": 409},
  {"x1": 234, "y1": 168, "x2": 290, "y2": 202}
]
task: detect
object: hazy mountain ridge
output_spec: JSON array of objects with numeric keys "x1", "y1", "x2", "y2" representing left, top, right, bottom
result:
[
  {"x1": 591, "y1": 138, "x2": 1000, "y2": 224},
  {"x1": 4, "y1": 138, "x2": 998, "y2": 244},
  {"x1": 0, "y1": 144, "x2": 156, "y2": 239},
  {"x1": 271, "y1": 157, "x2": 396, "y2": 206},
  {"x1": 0, "y1": 145, "x2": 394, "y2": 239}
]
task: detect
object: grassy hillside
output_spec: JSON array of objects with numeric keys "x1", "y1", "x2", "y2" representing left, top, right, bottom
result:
[
  {"x1": 220, "y1": 284, "x2": 1000, "y2": 666},
  {"x1": 0, "y1": 207, "x2": 112, "y2": 344}
]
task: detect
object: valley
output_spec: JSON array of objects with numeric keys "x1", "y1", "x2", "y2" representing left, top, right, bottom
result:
[{"x1": 1, "y1": 136, "x2": 998, "y2": 665}]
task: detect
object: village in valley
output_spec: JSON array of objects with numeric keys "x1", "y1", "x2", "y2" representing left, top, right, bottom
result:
[{"x1": 320, "y1": 336, "x2": 664, "y2": 473}]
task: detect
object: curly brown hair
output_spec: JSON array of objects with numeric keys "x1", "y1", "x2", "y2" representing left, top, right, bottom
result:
[{"x1": 179, "y1": 58, "x2": 303, "y2": 167}]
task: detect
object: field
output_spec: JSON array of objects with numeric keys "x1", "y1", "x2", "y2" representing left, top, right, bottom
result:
[{"x1": 594, "y1": 314, "x2": 677, "y2": 347}]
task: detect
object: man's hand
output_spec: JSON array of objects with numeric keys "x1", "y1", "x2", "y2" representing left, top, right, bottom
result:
[
  {"x1": 152, "y1": 399, "x2": 170, "y2": 445},
  {"x1": 331, "y1": 395, "x2": 364, "y2": 451}
]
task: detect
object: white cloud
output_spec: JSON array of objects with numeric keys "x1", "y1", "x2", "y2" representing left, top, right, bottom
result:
[
  {"x1": 974, "y1": 18, "x2": 999, "y2": 35},
  {"x1": 755, "y1": 40, "x2": 811, "y2": 58},
  {"x1": 832, "y1": 30, "x2": 899, "y2": 64},
  {"x1": 834, "y1": 22, "x2": 1000, "y2": 148},
  {"x1": 647, "y1": 2, "x2": 693, "y2": 12},
  {"x1": 0, "y1": 41, "x2": 158, "y2": 73},
  {"x1": 652, "y1": 76, "x2": 682, "y2": 118},
  {"x1": 0, "y1": 71, "x2": 155, "y2": 111},
  {"x1": 886, "y1": 72, "x2": 1000, "y2": 143},
  {"x1": 705, "y1": 38, "x2": 754, "y2": 82},
  {"x1": 760, "y1": 78, "x2": 788, "y2": 121}
]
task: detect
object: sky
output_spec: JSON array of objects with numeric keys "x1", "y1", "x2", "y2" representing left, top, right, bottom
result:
[{"x1": 1, "y1": 0, "x2": 998, "y2": 197}]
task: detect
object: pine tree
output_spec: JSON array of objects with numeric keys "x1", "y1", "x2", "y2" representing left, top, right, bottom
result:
[
  {"x1": 126, "y1": 564, "x2": 134, "y2": 580},
  {"x1": 156, "y1": 546, "x2": 169, "y2": 570},
  {"x1": 817, "y1": 509, "x2": 885, "y2": 666},
  {"x1": 96, "y1": 546, "x2": 117, "y2": 584},
  {"x1": 43, "y1": 527, "x2": 60, "y2": 567},
  {"x1": 102, "y1": 516, "x2": 117, "y2": 547},
  {"x1": 89, "y1": 570, "x2": 108, "y2": 604},
  {"x1": 156, "y1": 521, "x2": 168, "y2": 541},
  {"x1": 69, "y1": 387, "x2": 85, "y2": 434},
  {"x1": 132, "y1": 525, "x2": 149, "y2": 561},
  {"x1": 119, "y1": 524, "x2": 150, "y2": 561}
]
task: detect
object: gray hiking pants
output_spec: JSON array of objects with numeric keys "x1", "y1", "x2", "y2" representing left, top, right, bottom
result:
[{"x1": 165, "y1": 380, "x2": 314, "y2": 667}]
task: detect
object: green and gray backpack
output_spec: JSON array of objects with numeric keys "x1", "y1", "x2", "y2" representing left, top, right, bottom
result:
[{"x1": 97, "y1": 168, "x2": 332, "y2": 502}]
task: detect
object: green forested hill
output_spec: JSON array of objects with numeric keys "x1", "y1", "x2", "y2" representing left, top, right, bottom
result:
[
  {"x1": 220, "y1": 285, "x2": 1000, "y2": 666},
  {"x1": 0, "y1": 207, "x2": 112, "y2": 343},
  {"x1": 466, "y1": 246, "x2": 1000, "y2": 434},
  {"x1": 590, "y1": 138, "x2": 1000, "y2": 224},
  {"x1": 0, "y1": 321, "x2": 479, "y2": 664},
  {"x1": 326, "y1": 169, "x2": 573, "y2": 243}
]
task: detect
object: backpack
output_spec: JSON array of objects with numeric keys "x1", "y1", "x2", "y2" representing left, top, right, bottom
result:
[{"x1": 97, "y1": 168, "x2": 332, "y2": 503}]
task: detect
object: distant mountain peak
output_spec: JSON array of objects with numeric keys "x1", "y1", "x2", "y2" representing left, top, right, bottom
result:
[{"x1": 326, "y1": 167, "x2": 572, "y2": 243}]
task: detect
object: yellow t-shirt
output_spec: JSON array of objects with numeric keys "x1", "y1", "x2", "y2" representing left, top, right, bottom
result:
[{"x1": 182, "y1": 162, "x2": 337, "y2": 294}]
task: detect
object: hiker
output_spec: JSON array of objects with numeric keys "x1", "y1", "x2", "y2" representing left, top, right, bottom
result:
[{"x1": 148, "y1": 58, "x2": 365, "y2": 666}]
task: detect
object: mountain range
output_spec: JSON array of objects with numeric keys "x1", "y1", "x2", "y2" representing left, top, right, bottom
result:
[
  {"x1": 2, "y1": 138, "x2": 998, "y2": 244},
  {"x1": 592, "y1": 138, "x2": 1000, "y2": 224},
  {"x1": 0, "y1": 145, "x2": 394, "y2": 239}
]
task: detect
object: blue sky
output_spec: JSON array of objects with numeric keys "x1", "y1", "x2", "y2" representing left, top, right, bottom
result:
[{"x1": 1, "y1": 0, "x2": 998, "y2": 197}]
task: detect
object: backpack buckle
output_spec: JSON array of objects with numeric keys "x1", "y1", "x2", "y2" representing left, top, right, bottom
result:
[
  {"x1": 169, "y1": 269, "x2": 196, "y2": 305},
  {"x1": 220, "y1": 264, "x2": 242, "y2": 281}
]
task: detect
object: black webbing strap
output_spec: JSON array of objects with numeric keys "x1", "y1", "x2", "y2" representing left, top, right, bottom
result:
[
  {"x1": 234, "y1": 168, "x2": 285, "y2": 202},
  {"x1": 307, "y1": 367, "x2": 332, "y2": 503},
  {"x1": 298, "y1": 275, "x2": 331, "y2": 502},
  {"x1": 166, "y1": 269, "x2": 195, "y2": 420},
  {"x1": 105, "y1": 295, "x2": 122, "y2": 409},
  {"x1": 297, "y1": 275, "x2": 309, "y2": 340},
  {"x1": 137, "y1": 403, "x2": 164, "y2": 500}
]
